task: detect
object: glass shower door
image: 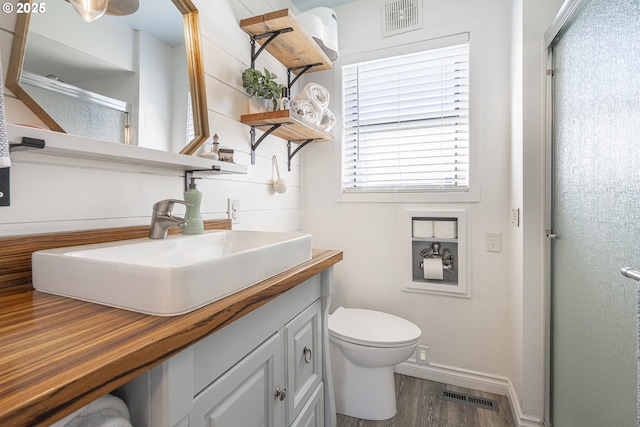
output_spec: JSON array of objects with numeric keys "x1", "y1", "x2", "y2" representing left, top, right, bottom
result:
[{"x1": 549, "y1": 0, "x2": 640, "y2": 425}]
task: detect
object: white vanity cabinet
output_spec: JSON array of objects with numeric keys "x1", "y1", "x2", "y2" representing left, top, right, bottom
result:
[
  {"x1": 190, "y1": 331, "x2": 285, "y2": 426},
  {"x1": 118, "y1": 269, "x2": 334, "y2": 427},
  {"x1": 190, "y1": 300, "x2": 323, "y2": 427},
  {"x1": 285, "y1": 300, "x2": 322, "y2": 424}
]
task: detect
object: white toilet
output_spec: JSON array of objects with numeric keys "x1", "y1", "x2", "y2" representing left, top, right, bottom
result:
[{"x1": 328, "y1": 307, "x2": 422, "y2": 420}]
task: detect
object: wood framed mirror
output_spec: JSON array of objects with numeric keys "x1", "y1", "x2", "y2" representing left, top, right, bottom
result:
[{"x1": 6, "y1": 0, "x2": 209, "y2": 156}]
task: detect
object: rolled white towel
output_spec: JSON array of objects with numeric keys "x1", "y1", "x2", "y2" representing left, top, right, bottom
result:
[
  {"x1": 319, "y1": 109, "x2": 336, "y2": 131},
  {"x1": 51, "y1": 394, "x2": 132, "y2": 427},
  {"x1": 291, "y1": 98, "x2": 321, "y2": 125},
  {"x1": 300, "y1": 82, "x2": 330, "y2": 111}
]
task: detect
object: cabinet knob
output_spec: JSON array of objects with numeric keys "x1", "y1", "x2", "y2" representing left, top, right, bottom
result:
[
  {"x1": 274, "y1": 387, "x2": 287, "y2": 401},
  {"x1": 303, "y1": 346, "x2": 312, "y2": 364}
]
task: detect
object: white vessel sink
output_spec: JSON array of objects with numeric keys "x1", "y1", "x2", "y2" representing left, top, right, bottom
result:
[{"x1": 32, "y1": 230, "x2": 312, "y2": 316}]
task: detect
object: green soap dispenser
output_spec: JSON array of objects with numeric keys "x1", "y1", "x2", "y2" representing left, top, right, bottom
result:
[{"x1": 183, "y1": 178, "x2": 204, "y2": 235}]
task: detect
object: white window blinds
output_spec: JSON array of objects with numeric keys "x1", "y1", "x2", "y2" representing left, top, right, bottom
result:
[
  {"x1": 185, "y1": 91, "x2": 195, "y2": 144},
  {"x1": 342, "y1": 37, "x2": 469, "y2": 193}
]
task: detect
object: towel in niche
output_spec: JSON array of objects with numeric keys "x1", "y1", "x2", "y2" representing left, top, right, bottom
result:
[
  {"x1": 291, "y1": 98, "x2": 321, "y2": 125},
  {"x1": 50, "y1": 394, "x2": 132, "y2": 427}
]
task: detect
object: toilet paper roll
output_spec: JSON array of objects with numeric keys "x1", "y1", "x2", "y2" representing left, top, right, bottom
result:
[
  {"x1": 413, "y1": 220, "x2": 434, "y2": 238},
  {"x1": 433, "y1": 220, "x2": 458, "y2": 239},
  {"x1": 422, "y1": 258, "x2": 444, "y2": 280}
]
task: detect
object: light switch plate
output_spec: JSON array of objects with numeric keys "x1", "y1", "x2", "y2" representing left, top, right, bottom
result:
[{"x1": 486, "y1": 232, "x2": 501, "y2": 252}]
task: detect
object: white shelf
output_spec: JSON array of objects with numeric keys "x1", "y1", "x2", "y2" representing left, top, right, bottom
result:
[
  {"x1": 411, "y1": 237, "x2": 458, "y2": 243},
  {"x1": 7, "y1": 124, "x2": 247, "y2": 174}
]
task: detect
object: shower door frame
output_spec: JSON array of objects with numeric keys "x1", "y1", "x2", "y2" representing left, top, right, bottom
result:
[
  {"x1": 544, "y1": 2, "x2": 582, "y2": 424},
  {"x1": 544, "y1": 0, "x2": 639, "y2": 425}
]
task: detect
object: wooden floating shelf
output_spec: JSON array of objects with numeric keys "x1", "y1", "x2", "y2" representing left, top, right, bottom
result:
[
  {"x1": 240, "y1": 9, "x2": 333, "y2": 74},
  {"x1": 241, "y1": 109, "x2": 333, "y2": 143}
]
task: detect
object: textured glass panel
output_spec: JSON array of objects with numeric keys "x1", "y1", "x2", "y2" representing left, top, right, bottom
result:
[
  {"x1": 24, "y1": 83, "x2": 128, "y2": 144},
  {"x1": 552, "y1": 0, "x2": 640, "y2": 426}
]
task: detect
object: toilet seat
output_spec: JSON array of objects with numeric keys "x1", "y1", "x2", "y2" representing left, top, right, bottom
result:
[{"x1": 329, "y1": 307, "x2": 421, "y2": 348}]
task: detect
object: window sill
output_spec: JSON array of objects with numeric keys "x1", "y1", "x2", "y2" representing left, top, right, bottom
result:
[{"x1": 339, "y1": 191, "x2": 481, "y2": 204}]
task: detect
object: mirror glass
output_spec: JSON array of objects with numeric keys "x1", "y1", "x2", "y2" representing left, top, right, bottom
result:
[{"x1": 7, "y1": 0, "x2": 209, "y2": 155}]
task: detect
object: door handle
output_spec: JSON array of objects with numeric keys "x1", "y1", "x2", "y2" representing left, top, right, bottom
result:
[
  {"x1": 620, "y1": 267, "x2": 640, "y2": 282},
  {"x1": 303, "y1": 346, "x2": 312, "y2": 364},
  {"x1": 274, "y1": 387, "x2": 286, "y2": 401}
]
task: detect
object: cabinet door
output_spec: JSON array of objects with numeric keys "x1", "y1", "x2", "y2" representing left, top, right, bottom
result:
[
  {"x1": 290, "y1": 383, "x2": 324, "y2": 427},
  {"x1": 190, "y1": 332, "x2": 285, "y2": 427},
  {"x1": 285, "y1": 300, "x2": 322, "y2": 423}
]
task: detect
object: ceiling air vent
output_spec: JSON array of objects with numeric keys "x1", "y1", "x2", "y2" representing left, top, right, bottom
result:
[{"x1": 382, "y1": 0, "x2": 422, "y2": 37}]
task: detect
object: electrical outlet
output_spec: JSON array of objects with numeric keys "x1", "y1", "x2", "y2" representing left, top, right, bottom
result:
[
  {"x1": 416, "y1": 345, "x2": 430, "y2": 366},
  {"x1": 486, "y1": 232, "x2": 501, "y2": 252},
  {"x1": 228, "y1": 199, "x2": 240, "y2": 224}
]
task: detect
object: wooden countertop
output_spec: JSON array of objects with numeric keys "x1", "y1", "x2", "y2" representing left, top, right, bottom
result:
[{"x1": 0, "y1": 248, "x2": 342, "y2": 426}]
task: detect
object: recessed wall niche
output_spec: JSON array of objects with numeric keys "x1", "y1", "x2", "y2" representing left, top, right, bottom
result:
[{"x1": 404, "y1": 209, "x2": 470, "y2": 297}]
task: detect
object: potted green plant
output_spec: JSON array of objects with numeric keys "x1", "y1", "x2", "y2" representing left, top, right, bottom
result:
[{"x1": 242, "y1": 68, "x2": 285, "y2": 111}]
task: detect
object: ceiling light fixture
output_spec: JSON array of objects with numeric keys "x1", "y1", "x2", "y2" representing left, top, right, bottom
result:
[
  {"x1": 66, "y1": 0, "x2": 139, "y2": 23},
  {"x1": 68, "y1": 0, "x2": 109, "y2": 23}
]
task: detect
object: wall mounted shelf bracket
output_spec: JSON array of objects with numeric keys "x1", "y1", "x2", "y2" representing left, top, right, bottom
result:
[
  {"x1": 250, "y1": 123, "x2": 291, "y2": 165},
  {"x1": 184, "y1": 168, "x2": 223, "y2": 192},
  {"x1": 10, "y1": 136, "x2": 46, "y2": 151},
  {"x1": 287, "y1": 64, "x2": 323, "y2": 88},
  {"x1": 250, "y1": 28, "x2": 294, "y2": 68},
  {"x1": 249, "y1": 30, "x2": 323, "y2": 88},
  {"x1": 287, "y1": 139, "x2": 315, "y2": 171}
]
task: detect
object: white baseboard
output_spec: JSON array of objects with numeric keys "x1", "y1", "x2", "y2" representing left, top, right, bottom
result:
[{"x1": 395, "y1": 360, "x2": 544, "y2": 427}]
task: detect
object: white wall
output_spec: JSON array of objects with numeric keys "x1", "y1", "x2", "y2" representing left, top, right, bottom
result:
[
  {"x1": 519, "y1": 0, "x2": 565, "y2": 419},
  {"x1": 301, "y1": 0, "x2": 515, "y2": 391},
  {"x1": 137, "y1": 31, "x2": 175, "y2": 151},
  {"x1": 28, "y1": 0, "x2": 135, "y2": 74},
  {"x1": 300, "y1": 0, "x2": 563, "y2": 425},
  {"x1": 0, "y1": 0, "x2": 301, "y2": 236},
  {"x1": 509, "y1": 0, "x2": 525, "y2": 417}
]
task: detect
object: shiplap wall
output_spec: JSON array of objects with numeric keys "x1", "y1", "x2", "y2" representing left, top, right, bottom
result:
[{"x1": 0, "y1": 0, "x2": 302, "y2": 236}]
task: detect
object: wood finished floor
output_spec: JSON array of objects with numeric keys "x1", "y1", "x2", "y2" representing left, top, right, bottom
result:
[{"x1": 336, "y1": 374, "x2": 515, "y2": 427}]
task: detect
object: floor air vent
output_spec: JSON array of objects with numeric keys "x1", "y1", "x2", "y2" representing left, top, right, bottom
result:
[{"x1": 439, "y1": 390, "x2": 499, "y2": 412}]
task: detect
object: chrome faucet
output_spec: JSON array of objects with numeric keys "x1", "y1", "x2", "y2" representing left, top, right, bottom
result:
[{"x1": 149, "y1": 199, "x2": 191, "y2": 239}]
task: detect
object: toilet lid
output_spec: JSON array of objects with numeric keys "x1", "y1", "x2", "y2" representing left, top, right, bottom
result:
[{"x1": 328, "y1": 307, "x2": 421, "y2": 347}]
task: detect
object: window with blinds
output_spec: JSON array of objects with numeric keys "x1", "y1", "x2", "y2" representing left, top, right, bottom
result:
[
  {"x1": 185, "y1": 91, "x2": 195, "y2": 144},
  {"x1": 342, "y1": 38, "x2": 469, "y2": 193}
]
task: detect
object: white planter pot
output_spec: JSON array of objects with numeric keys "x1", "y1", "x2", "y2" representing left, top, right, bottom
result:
[{"x1": 249, "y1": 97, "x2": 274, "y2": 113}]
